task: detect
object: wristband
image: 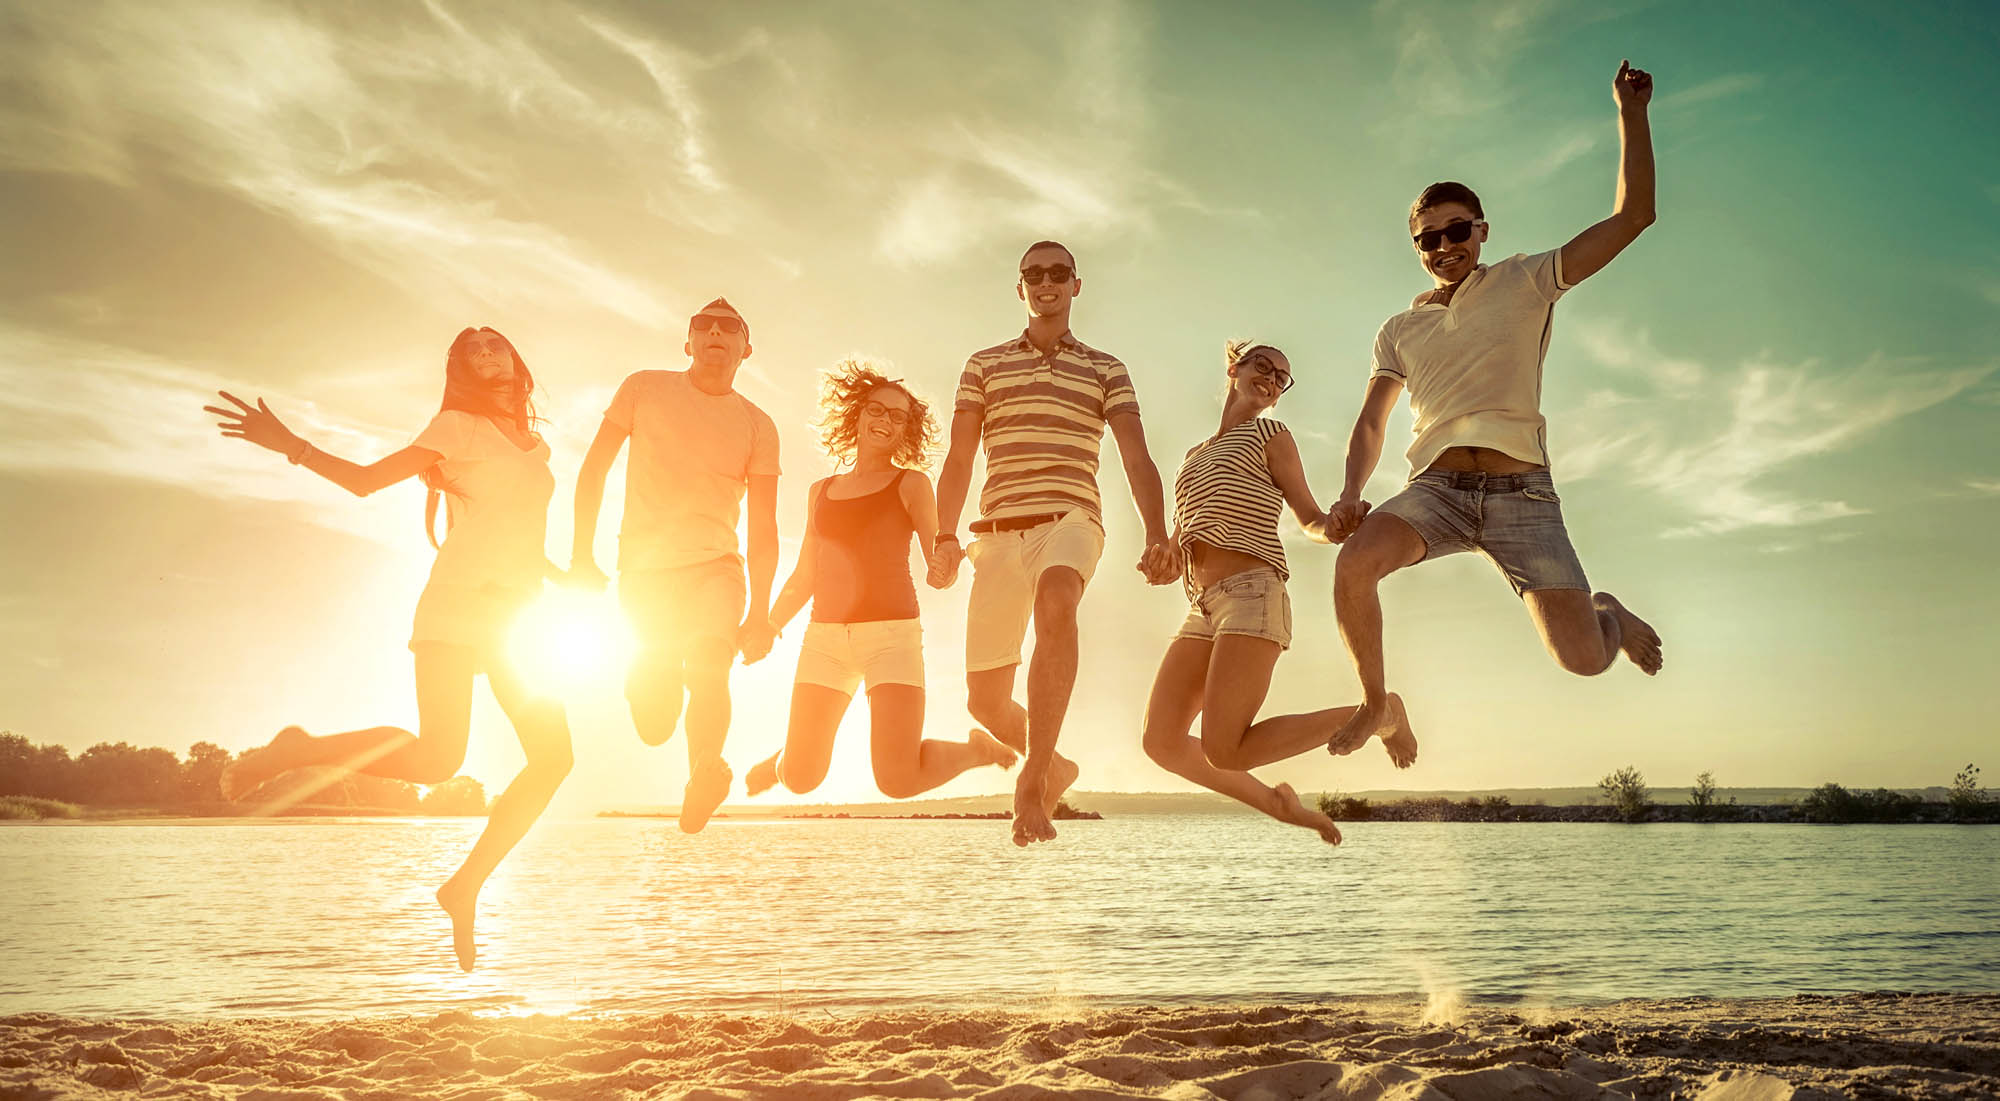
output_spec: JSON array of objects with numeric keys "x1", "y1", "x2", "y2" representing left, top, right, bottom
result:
[
  {"x1": 286, "y1": 440, "x2": 314, "y2": 465},
  {"x1": 933, "y1": 533, "x2": 959, "y2": 548}
]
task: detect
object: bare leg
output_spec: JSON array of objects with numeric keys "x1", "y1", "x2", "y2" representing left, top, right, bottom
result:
[
  {"x1": 219, "y1": 645, "x2": 477, "y2": 806},
  {"x1": 677, "y1": 638, "x2": 735, "y2": 832},
  {"x1": 966, "y1": 668, "x2": 1078, "y2": 816},
  {"x1": 1140, "y1": 638, "x2": 1340, "y2": 844},
  {"x1": 1523, "y1": 589, "x2": 1663, "y2": 676},
  {"x1": 1013, "y1": 567, "x2": 1085, "y2": 847},
  {"x1": 1329, "y1": 514, "x2": 1428, "y2": 761},
  {"x1": 868, "y1": 685, "x2": 1016, "y2": 799},
  {"x1": 434, "y1": 657, "x2": 573, "y2": 972},
  {"x1": 625, "y1": 643, "x2": 687, "y2": 748},
  {"x1": 755, "y1": 683, "x2": 852, "y2": 796}
]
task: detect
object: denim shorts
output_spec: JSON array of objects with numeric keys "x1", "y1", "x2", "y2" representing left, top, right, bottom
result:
[
  {"x1": 1174, "y1": 566, "x2": 1293, "y2": 649},
  {"x1": 1373, "y1": 470, "x2": 1590, "y2": 595}
]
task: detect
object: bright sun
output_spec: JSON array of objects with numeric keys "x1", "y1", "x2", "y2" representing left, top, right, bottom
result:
[{"x1": 506, "y1": 588, "x2": 636, "y2": 697}]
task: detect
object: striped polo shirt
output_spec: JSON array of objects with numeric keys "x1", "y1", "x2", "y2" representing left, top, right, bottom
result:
[
  {"x1": 955, "y1": 329, "x2": 1140, "y2": 525},
  {"x1": 1173, "y1": 416, "x2": 1290, "y2": 595}
]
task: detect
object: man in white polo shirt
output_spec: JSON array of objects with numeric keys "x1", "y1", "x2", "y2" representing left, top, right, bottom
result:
[
  {"x1": 932, "y1": 240, "x2": 1179, "y2": 847},
  {"x1": 1326, "y1": 61, "x2": 1667, "y2": 760}
]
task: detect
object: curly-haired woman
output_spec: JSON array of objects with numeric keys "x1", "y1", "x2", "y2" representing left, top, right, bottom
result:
[
  {"x1": 747, "y1": 362, "x2": 1017, "y2": 800},
  {"x1": 204, "y1": 327, "x2": 570, "y2": 970}
]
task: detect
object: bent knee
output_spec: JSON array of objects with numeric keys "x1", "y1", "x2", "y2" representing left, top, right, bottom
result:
[
  {"x1": 874, "y1": 773, "x2": 923, "y2": 800},
  {"x1": 1552, "y1": 641, "x2": 1611, "y2": 676},
  {"x1": 781, "y1": 771, "x2": 825, "y2": 796},
  {"x1": 1199, "y1": 732, "x2": 1252, "y2": 772}
]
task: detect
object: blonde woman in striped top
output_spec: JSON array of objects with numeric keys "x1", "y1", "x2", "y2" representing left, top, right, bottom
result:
[{"x1": 1140, "y1": 341, "x2": 1413, "y2": 844}]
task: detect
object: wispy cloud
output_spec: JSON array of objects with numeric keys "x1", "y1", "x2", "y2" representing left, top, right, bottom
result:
[
  {"x1": 1375, "y1": 0, "x2": 1561, "y2": 118},
  {"x1": 1658, "y1": 73, "x2": 1765, "y2": 111},
  {"x1": 1968, "y1": 479, "x2": 2000, "y2": 495},
  {"x1": 1555, "y1": 320, "x2": 1995, "y2": 536}
]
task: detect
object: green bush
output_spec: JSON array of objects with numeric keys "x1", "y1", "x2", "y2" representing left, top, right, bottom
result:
[
  {"x1": 1315, "y1": 793, "x2": 1373, "y2": 820},
  {"x1": 0, "y1": 795, "x2": 81, "y2": 819},
  {"x1": 1797, "y1": 782, "x2": 1922, "y2": 823},
  {"x1": 1947, "y1": 764, "x2": 1993, "y2": 822},
  {"x1": 1598, "y1": 766, "x2": 1650, "y2": 822}
]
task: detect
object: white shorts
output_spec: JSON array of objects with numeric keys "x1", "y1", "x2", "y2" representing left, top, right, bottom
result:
[
  {"x1": 964, "y1": 509, "x2": 1105, "y2": 673},
  {"x1": 794, "y1": 619, "x2": 925, "y2": 695}
]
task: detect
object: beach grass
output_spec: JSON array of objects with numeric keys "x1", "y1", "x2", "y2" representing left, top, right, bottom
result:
[{"x1": 0, "y1": 796, "x2": 82, "y2": 819}]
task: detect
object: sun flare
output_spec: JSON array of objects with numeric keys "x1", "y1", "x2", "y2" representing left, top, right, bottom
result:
[{"x1": 506, "y1": 589, "x2": 636, "y2": 697}]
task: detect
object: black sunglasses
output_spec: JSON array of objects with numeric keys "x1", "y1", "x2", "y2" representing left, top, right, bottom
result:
[
  {"x1": 1238, "y1": 353, "x2": 1294, "y2": 393},
  {"x1": 1019, "y1": 264, "x2": 1074, "y2": 285},
  {"x1": 1412, "y1": 220, "x2": 1481, "y2": 252},
  {"x1": 690, "y1": 313, "x2": 746, "y2": 334}
]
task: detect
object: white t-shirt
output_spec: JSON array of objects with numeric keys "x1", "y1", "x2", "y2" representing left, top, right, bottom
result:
[
  {"x1": 411, "y1": 410, "x2": 554, "y2": 591},
  {"x1": 1370, "y1": 249, "x2": 1573, "y2": 476},
  {"x1": 604, "y1": 369, "x2": 782, "y2": 572}
]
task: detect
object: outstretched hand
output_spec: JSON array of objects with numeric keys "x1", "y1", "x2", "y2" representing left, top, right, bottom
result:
[
  {"x1": 737, "y1": 618, "x2": 777, "y2": 664},
  {"x1": 205, "y1": 391, "x2": 302, "y2": 456},
  {"x1": 1613, "y1": 59, "x2": 1653, "y2": 111},
  {"x1": 927, "y1": 541, "x2": 964, "y2": 589}
]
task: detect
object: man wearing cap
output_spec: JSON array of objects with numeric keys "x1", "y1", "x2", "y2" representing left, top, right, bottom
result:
[
  {"x1": 932, "y1": 241, "x2": 1179, "y2": 847},
  {"x1": 571, "y1": 297, "x2": 781, "y2": 833}
]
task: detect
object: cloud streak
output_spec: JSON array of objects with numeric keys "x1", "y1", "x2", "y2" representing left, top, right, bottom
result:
[{"x1": 1555, "y1": 320, "x2": 1994, "y2": 536}]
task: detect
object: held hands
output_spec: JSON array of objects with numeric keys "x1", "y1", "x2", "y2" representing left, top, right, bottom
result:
[
  {"x1": 1326, "y1": 496, "x2": 1372, "y2": 544},
  {"x1": 1613, "y1": 59, "x2": 1653, "y2": 112},
  {"x1": 205, "y1": 391, "x2": 303, "y2": 458},
  {"x1": 927, "y1": 539, "x2": 964, "y2": 589},
  {"x1": 737, "y1": 617, "x2": 778, "y2": 664},
  {"x1": 1136, "y1": 539, "x2": 1181, "y2": 586}
]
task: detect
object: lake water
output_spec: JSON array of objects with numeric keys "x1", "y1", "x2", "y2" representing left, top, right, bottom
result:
[{"x1": 2, "y1": 817, "x2": 1995, "y2": 1018}]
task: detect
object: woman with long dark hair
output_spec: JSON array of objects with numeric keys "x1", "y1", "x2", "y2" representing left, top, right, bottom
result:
[
  {"x1": 745, "y1": 361, "x2": 1017, "y2": 802},
  {"x1": 204, "y1": 326, "x2": 570, "y2": 970},
  {"x1": 1140, "y1": 341, "x2": 1412, "y2": 844}
]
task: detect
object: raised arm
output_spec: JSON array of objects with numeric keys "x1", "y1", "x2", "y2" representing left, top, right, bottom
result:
[
  {"x1": 205, "y1": 391, "x2": 438, "y2": 496},
  {"x1": 569, "y1": 417, "x2": 629, "y2": 587},
  {"x1": 930, "y1": 406, "x2": 982, "y2": 587},
  {"x1": 1559, "y1": 60, "x2": 1656, "y2": 287},
  {"x1": 1107, "y1": 411, "x2": 1177, "y2": 585},
  {"x1": 768, "y1": 483, "x2": 822, "y2": 632},
  {"x1": 1330, "y1": 375, "x2": 1406, "y2": 541},
  {"x1": 899, "y1": 469, "x2": 942, "y2": 575},
  {"x1": 1264, "y1": 429, "x2": 1332, "y2": 543}
]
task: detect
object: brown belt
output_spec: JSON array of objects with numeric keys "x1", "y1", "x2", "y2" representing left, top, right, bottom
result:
[{"x1": 969, "y1": 512, "x2": 1066, "y2": 534}]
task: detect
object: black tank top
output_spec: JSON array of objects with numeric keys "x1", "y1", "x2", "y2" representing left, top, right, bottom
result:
[{"x1": 810, "y1": 471, "x2": 920, "y2": 623}]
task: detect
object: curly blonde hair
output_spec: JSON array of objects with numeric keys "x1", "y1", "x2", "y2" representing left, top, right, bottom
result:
[{"x1": 816, "y1": 360, "x2": 939, "y2": 469}]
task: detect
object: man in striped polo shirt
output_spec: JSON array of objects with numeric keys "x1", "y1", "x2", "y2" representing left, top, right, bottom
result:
[{"x1": 932, "y1": 240, "x2": 1179, "y2": 847}]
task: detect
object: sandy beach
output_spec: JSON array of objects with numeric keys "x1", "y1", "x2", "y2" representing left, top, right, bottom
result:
[{"x1": 3, "y1": 993, "x2": 1994, "y2": 1099}]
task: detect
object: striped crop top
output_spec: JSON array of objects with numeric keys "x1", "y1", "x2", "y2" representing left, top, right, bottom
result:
[{"x1": 1172, "y1": 417, "x2": 1290, "y2": 595}]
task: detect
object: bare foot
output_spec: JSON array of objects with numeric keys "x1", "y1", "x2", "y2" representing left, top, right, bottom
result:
[
  {"x1": 1327, "y1": 695, "x2": 1404, "y2": 758},
  {"x1": 968, "y1": 728, "x2": 1018, "y2": 770},
  {"x1": 1596, "y1": 592, "x2": 1662, "y2": 675},
  {"x1": 219, "y1": 725, "x2": 310, "y2": 801},
  {"x1": 1380, "y1": 694, "x2": 1418, "y2": 769},
  {"x1": 1011, "y1": 770, "x2": 1057, "y2": 847},
  {"x1": 435, "y1": 877, "x2": 478, "y2": 972},
  {"x1": 1042, "y1": 754, "x2": 1080, "y2": 815},
  {"x1": 744, "y1": 753, "x2": 781, "y2": 797},
  {"x1": 678, "y1": 759, "x2": 733, "y2": 834},
  {"x1": 1272, "y1": 782, "x2": 1342, "y2": 845}
]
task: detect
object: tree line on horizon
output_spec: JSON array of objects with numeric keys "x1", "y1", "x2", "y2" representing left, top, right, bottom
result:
[{"x1": 0, "y1": 731, "x2": 488, "y2": 817}]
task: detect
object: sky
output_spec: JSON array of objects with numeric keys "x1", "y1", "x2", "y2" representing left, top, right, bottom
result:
[{"x1": 3, "y1": 0, "x2": 1996, "y2": 813}]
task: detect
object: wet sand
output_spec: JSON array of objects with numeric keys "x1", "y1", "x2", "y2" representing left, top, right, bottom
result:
[{"x1": 3, "y1": 993, "x2": 1994, "y2": 1098}]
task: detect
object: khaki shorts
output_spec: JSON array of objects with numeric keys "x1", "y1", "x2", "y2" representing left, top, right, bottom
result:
[
  {"x1": 410, "y1": 583, "x2": 536, "y2": 653},
  {"x1": 1173, "y1": 566, "x2": 1292, "y2": 650},
  {"x1": 964, "y1": 510, "x2": 1104, "y2": 673},
  {"x1": 795, "y1": 618, "x2": 924, "y2": 694},
  {"x1": 619, "y1": 556, "x2": 746, "y2": 656}
]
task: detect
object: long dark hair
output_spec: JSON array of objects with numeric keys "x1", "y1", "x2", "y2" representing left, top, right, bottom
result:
[{"x1": 423, "y1": 327, "x2": 541, "y2": 548}]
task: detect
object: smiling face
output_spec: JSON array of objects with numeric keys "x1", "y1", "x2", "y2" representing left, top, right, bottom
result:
[
  {"x1": 855, "y1": 385, "x2": 913, "y2": 458},
  {"x1": 1227, "y1": 346, "x2": 1293, "y2": 411},
  {"x1": 1410, "y1": 201, "x2": 1488, "y2": 286},
  {"x1": 1017, "y1": 244, "x2": 1080, "y2": 321},
  {"x1": 685, "y1": 305, "x2": 751, "y2": 372}
]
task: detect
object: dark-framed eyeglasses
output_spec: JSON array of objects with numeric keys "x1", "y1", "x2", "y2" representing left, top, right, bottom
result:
[
  {"x1": 1237, "y1": 353, "x2": 1294, "y2": 393},
  {"x1": 690, "y1": 313, "x2": 746, "y2": 335},
  {"x1": 1412, "y1": 220, "x2": 1481, "y2": 252},
  {"x1": 862, "y1": 400, "x2": 911, "y2": 426},
  {"x1": 1019, "y1": 264, "x2": 1074, "y2": 286}
]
